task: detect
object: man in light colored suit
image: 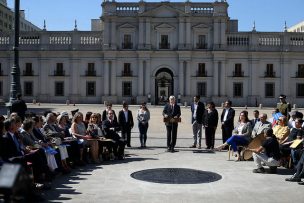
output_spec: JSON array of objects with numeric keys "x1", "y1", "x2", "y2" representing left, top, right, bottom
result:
[{"x1": 251, "y1": 113, "x2": 272, "y2": 139}]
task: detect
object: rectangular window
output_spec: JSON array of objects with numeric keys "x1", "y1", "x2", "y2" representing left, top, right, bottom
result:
[
  {"x1": 55, "y1": 63, "x2": 64, "y2": 76},
  {"x1": 297, "y1": 83, "x2": 304, "y2": 97},
  {"x1": 297, "y1": 64, "x2": 304, "y2": 77},
  {"x1": 86, "y1": 63, "x2": 96, "y2": 76},
  {"x1": 122, "y1": 82, "x2": 132, "y2": 96},
  {"x1": 197, "y1": 35, "x2": 206, "y2": 49},
  {"x1": 265, "y1": 83, "x2": 275, "y2": 98},
  {"x1": 160, "y1": 35, "x2": 169, "y2": 49},
  {"x1": 197, "y1": 63, "x2": 206, "y2": 76},
  {"x1": 197, "y1": 82, "x2": 207, "y2": 97},
  {"x1": 0, "y1": 81, "x2": 2, "y2": 96},
  {"x1": 233, "y1": 83, "x2": 243, "y2": 97},
  {"x1": 86, "y1": 82, "x2": 96, "y2": 96},
  {"x1": 122, "y1": 34, "x2": 132, "y2": 49},
  {"x1": 122, "y1": 63, "x2": 132, "y2": 76},
  {"x1": 55, "y1": 82, "x2": 64, "y2": 96},
  {"x1": 24, "y1": 82, "x2": 33, "y2": 96},
  {"x1": 265, "y1": 64, "x2": 274, "y2": 77},
  {"x1": 24, "y1": 63, "x2": 33, "y2": 76},
  {"x1": 234, "y1": 64, "x2": 243, "y2": 77}
]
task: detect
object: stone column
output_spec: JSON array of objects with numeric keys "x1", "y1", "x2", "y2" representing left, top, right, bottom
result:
[
  {"x1": 111, "y1": 19, "x2": 116, "y2": 49},
  {"x1": 220, "y1": 61, "x2": 226, "y2": 96},
  {"x1": 110, "y1": 60, "x2": 116, "y2": 95},
  {"x1": 145, "y1": 18, "x2": 151, "y2": 47},
  {"x1": 186, "y1": 18, "x2": 191, "y2": 46},
  {"x1": 179, "y1": 61, "x2": 184, "y2": 95},
  {"x1": 138, "y1": 60, "x2": 144, "y2": 95},
  {"x1": 185, "y1": 61, "x2": 191, "y2": 95},
  {"x1": 139, "y1": 18, "x2": 144, "y2": 48},
  {"x1": 178, "y1": 18, "x2": 184, "y2": 46},
  {"x1": 104, "y1": 60, "x2": 109, "y2": 96},
  {"x1": 104, "y1": 19, "x2": 110, "y2": 48},
  {"x1": 213, "y1": 61, "x2": 219, "y2": 96},
  {"x1": 220, "y1": 20, "x2": 226, "y2": 48},
  {"x1": 213, "y1": 19, "x2": 220, "y2": 49},
  {"x1": 145, "y1": 59, "x2": 151, "y2": 95}
]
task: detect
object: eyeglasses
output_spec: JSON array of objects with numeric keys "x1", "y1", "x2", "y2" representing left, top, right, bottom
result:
[{"x1": 108, "y1": 113, "x2": 113, "y2": 115}]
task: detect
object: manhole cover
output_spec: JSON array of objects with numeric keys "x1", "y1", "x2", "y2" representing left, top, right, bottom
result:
[{"x1": 130, "y1": 168, "x2": 222, "y2": 184}]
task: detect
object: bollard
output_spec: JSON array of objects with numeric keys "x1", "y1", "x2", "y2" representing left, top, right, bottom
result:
[
  {"x1": 66, "y1": 100, "x2": 70, "y2": 105},
  {"x1": 293, "y1": 104, "x2": 297, "y2": 109},
  {"x1": 32, "y1": 99, "x2": 36, "y2": 104},
  {"x1": 38, "y1": 103, "x2": 40, "y2": 106},
  {"x1": 259, "y1": 104, "x2": 263, "y2": 109},
  {"x1": 184, "y1": 101, "x2": 187, "y2": 107},
  {"x1": 245, "y1": 105, "x2": 247, "y2": 109}
]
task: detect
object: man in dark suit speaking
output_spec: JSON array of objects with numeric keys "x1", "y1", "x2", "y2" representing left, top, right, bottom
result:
[{"x1": 163, "y1": 95, "x2": 181, "y2": 153}]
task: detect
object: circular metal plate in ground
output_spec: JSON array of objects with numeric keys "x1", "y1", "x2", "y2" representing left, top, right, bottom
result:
[{"x1": 130, "y1": 168, "x2": 222, "y2": 184}]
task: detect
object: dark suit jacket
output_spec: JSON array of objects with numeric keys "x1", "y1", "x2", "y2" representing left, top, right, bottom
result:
[
  {"x1": 191, "y1": 101, "x2": 206, "y2": 124},
  {"x1": 118, "y1": 110, "x2": 134, "y2": 131},
  {"x1": 102, "y1": 109, "x2": 117, "y2": 122},
  {"x1": 206, "y1": 109, "x2": 219, "y2": 128},
  {"x1": 221, "y1": 108, "x2": 235, "y2": 128},
  {"x1": 162, "y1": 103, "x2": 181, "y2": 126},
  {"x1": 0, "y1": 132, "x2": 23, "y2": 162},
  {"x1": 102, "y1": 119, "x2": 121, "y2": 141}
]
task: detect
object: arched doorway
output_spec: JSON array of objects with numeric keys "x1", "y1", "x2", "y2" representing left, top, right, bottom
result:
[{"x1": 155, "y1": 68, "x2": 174, "y2": 105}]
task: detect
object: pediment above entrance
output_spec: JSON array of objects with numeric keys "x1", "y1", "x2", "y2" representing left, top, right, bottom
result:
[
  {"x1": 119, "y1": 23, "x2": 136, "y2": 30},
  {"x1": 155, "y1": 23, "x2": 175, "y2": 32},
  {"x1": 139, "y1": 5, "x2": 187, "y2": 18},
  {"x1": 192, "y1": 23, "x2": 210, "y2": 31}
]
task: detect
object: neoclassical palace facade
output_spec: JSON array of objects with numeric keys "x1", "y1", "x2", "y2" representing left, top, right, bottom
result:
[{"x1": 0, "y1": 0, "x2": 304, "y2": 106}]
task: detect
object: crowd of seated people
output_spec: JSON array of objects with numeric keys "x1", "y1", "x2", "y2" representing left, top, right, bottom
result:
[{"x1": 0, "y1": 106, "x2": 130, "y2": 197}]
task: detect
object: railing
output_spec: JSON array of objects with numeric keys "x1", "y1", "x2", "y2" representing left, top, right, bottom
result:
[
  {"x1": 0, "y1": 31, "x2": 103, "y2": 51},
  {"x1": 122, "y1": 71, "x2": 133, "y2": 77},
  {"x1": 23, "y1": 70, "x2": 34, "y2": 76},
  {"x1": 296, "y1": 72, "x2": 304, "y2": 78},
  {"x1": 196, "y1": 43, "x2": 207, "y2": 49},
  {"x1": 196, "y1": 71, "x2": 207, "y2": 77},
  {"x1": 264, "y1": 71, "x2": 276, "y2": 78},
  {"x1": 122, "y1": 43, "x2": 133, "y2": 49},
  {"x1": 85, "y1": 70, "x2": 96, "y2": 76},
  {"x1": 159, "y1": 43, "x2": 170, "y2": 49},
  {"x1": 233, "y1": 71, "x2": 244, "y2": 77},
  {"x1": 227, "y1": 35, "x2": 249, "y2": 46},
  {"x1": 54, "y1": 70, "x2": 65, "y2": 76}
]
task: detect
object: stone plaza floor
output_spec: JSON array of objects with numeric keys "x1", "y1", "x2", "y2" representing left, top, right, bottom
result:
[{"x1": 1, "y1": 103, "x2": 303, "y2": 202}]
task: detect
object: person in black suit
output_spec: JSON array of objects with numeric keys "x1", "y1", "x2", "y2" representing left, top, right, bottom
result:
[
  {"x1": 220, "y1": 100, "x2": 235, "y2": 148},
  {"x1": 205, "y1": 101, "x2": 218, "y2": 149},
  {"x1": 162, "y1": 95, "x2": 181, "y2": 153},
  {"x1": 190, "y1": 95, "x2": 206, "y2": 149},
  {"x1": 11, "y1": 93, "x2": 27, "y2": 121},
  {"x1": 1, "y1": 118, "x2": 50, "y2": 184},
  {"x1": 102, "y1": 110, "x2": 125, "y2": 160},
  {"x1": 250, "y1": 110, "x2": 260, "y2": 128},
  {"x1": 102, "y1": 102, "x2": 117, "y2": 122},
  {"x1": 118, "y1": 102, "x2": 134, "y2": 147}
]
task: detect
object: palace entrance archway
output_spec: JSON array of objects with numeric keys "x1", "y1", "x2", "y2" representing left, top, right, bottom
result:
[{"x1": 155, "y1": 68, "x2": 174, "y2": 105}]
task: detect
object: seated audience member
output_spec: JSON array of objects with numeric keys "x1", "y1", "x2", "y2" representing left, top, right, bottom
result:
[
  {"x1": 1, "y1": 118, "x2": 51, "y2": 185},
  {"x1": 267, "y1": 108, "x2": 282, "y2": 127},
  {"x1": 280, "y1": 118, "x2": 303, "y2": 165},
  {"x1": 215, "y1": 111, "x2": 252, "y2": 161},
  {"x1": 43, "y1": 113, "x2": 65, "y2": 139},
  {"x1": 251, "y1": 113, "x2": 272, "y2": 139},
  {"x1": 285, "y1": 150, "x2": 304, "y2": 185},
  {"x1": 273, "y1": 115, "x2": 290, "y2": 144},
  {"x1": 84, "y1": 111, "x2": 93, "y2": 129},
  {"x1": 102, "y1": 110, "x2": 125, "y2": 160},
  {"x1": 248, "y1": 128, "x2": 281, "y2": 174},
  {"x1": 70, "y1": 112, "x2": 100, "y2": 164}
]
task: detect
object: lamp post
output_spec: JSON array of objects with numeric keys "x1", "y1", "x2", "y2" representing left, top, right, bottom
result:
[{"x1": 6, "y1": 0, "x2": 21, "y2": 115}]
